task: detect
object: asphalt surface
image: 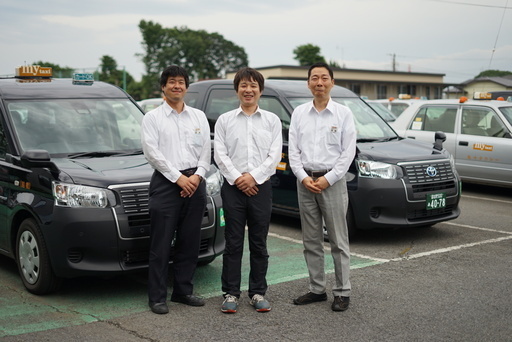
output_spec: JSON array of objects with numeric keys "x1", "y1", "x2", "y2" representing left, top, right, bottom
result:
[{"x1": 1, "y1": 182, "x2": 511, "y2": 342}]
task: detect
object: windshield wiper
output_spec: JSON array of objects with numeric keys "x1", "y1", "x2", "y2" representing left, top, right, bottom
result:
[{"x1": 68, "y1": 151, "x2": 129, "y2": 159}]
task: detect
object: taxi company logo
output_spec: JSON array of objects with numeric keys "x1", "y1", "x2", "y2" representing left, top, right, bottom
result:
[
  {"x1": 473, "y1": 143, "x2": 493, "y2": 151},
  {"x1": 426, "y1": 166, "x2": 437, "y2": 177}
]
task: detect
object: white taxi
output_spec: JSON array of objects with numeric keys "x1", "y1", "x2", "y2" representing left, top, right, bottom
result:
[{"x1": 390, "y1": 94, "x2": 512, "y2": 187}]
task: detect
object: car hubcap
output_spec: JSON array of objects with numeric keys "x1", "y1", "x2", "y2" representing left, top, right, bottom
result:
[{"x1": 19, "y1": 231, "x2": 40, "y2": 284}]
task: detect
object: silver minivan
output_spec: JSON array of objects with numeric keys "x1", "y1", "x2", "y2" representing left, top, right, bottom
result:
[{"x1": 391, "y1": 97, "x2": 512, "y2": 187}]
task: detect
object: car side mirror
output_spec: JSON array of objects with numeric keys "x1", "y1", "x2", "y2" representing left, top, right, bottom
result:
[
  {"x1": 433, "y1": 131, "x2": 446, "y2": 151},
  {"x1": 20, "y1": 150, "x2": 59, "y2": 173}
]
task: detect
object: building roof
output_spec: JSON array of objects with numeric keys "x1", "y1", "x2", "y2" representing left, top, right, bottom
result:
[{"x1": 461, "y1": 75, "x2": 512, "y2": 88}]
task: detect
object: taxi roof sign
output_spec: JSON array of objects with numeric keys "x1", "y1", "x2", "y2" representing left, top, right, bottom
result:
[
  {"x1": 473, "y1": 92, "x2": 492, "y2": 100},
  {"x1": 15, "y1": 65, "x2": 52, "y2": 78},
  {"x1": 73, "y1": 73, "x2": 94, "y2": 82}
]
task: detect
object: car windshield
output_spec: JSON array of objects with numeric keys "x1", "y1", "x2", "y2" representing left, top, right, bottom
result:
[
  {"x1": 499, "y1": 106, "x2": 512, "y2": 126},
  {"x1": 287, "y1": 97, "x2": 398, "y2": 140},
  {"x1": 7, "y1": 99, "x2": 143, "y2": 156},
  {"x1": 367, "y1": 102, "x2": 396, "y2": 122}
]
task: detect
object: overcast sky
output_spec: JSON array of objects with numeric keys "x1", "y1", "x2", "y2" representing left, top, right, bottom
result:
[{"x1": 1, "y1": 0, "x2": 511, "y2": 84}]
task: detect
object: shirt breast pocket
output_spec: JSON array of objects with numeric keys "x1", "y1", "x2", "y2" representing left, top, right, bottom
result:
[
  {"x1": 255, "y1": 129, "x2": 272, "y2": 150},
  {"x1": 326, "y1": 128, "x2": 340, "y2": 145},
  {"x1": 189, "y1": 128, "x2": 203, "y2": 147}
]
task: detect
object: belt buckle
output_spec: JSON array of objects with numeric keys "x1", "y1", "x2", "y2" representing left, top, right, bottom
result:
[{"x1": 311, "y1": 170, "x2": 324, "y2": 179}]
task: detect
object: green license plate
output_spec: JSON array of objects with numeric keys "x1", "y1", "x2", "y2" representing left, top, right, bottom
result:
[{"x1": 426, "y1": 193, "x2": 446, "y2": 210}]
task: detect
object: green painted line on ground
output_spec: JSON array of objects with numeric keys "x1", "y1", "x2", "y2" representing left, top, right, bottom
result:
[{"x1": 0, "y1": 234, "x2": 382, "y2": 337}]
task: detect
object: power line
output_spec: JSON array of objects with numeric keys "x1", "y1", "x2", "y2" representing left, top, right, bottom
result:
[
  {"x1": 489, "y1": 0, "x2": 509, "y2": 69},
  {"x1": 428, "y1": 0, "x2": 512, "y2": 9}
]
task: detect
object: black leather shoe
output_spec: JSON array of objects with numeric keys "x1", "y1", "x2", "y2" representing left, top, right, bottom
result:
[
  {"x1": 293, "y1": 292, "x2": 327, "y2": 305},
  {"x1": 149, "y1": 302, "x2": 169, "y2": 314},
  {"x1": 171, "y1": 294, "x2": 205, "y2": 306},
  {"x1": 331, "y1": 296, "x2": 350, "y2": 311}
]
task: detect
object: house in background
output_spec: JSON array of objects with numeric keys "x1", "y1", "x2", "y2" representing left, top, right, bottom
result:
[{"x1": 460, "y1": 75, "x2": 512, "y2": 99}]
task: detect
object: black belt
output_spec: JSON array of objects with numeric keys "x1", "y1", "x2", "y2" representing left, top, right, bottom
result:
[
  {"x1": 305, "y1": 169, "x2": 331, "y2": 178},
  {"x1": 180, "y1": 167, "x2": 198, "y2": 177}
]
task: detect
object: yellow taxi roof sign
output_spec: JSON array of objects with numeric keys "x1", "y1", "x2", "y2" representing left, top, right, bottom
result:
[
  {"x1": 15, "y1": 65, "x2": 52, "y2": 78},
  {"x1": 473, "y1": 92, "x2": 492, "y2": 100}
]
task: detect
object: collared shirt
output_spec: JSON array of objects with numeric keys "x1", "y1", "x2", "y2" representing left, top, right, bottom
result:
[
  {"x1": 214, "y1": 106, "x2": 283, "y2": 185},
  {"x1": 288, "y1": 98, "x2": 357, "y2": 185},
  {"x1": 141, "y1": 101, "x2": 210, "y2": 183}
]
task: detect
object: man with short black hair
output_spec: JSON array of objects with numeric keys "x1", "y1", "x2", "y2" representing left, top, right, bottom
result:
[
  {"x1": 214, "y1": 67, "x2": 282, "y2": 313},
  {"x1": 141, "y1": 65, "x2": 211, "y2": 314},
  {"x1": 289, "y1": 62, "x2": 357, "y2": 312}
]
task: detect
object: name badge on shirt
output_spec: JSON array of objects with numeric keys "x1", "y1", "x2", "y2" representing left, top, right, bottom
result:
[
  {"x1": 331, "y1": 126, "x2": 338, "y2": 133},
  {"x1": 193, "y1": 128, "x2": 203, "y2": 146}
]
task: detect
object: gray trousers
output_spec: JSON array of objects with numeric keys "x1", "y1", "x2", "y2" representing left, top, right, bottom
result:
[{"x1": 297, "y1": 177, "x2": 351, "y2": 297}]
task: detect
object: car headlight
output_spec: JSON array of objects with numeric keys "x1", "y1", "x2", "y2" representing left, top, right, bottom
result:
[
  {"x1": 205, "y1": 168, "x2": 223, "y2": 196},
  {"x1": 356, "y1": 159, "x2": 399, "y2": 179},
  {"x1": 53, "y1": 182, "x2": 116, "y2": 208}
]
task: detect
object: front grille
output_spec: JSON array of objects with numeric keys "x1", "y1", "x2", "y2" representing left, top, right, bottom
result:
[
  {"x1": 403, "y1": 161, "x2": 454, "y2": 184},
  {"x1": 112, "y1": 183, "x2": 214, "y2": 240},
  {"x1": 118, "y1": 187, "x2": 149, "y2": 214}
]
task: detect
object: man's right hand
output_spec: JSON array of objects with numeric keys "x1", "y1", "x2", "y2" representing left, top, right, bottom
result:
[
  {"x1": 177, "y1": 174, "x2": 199, "y2": 197},
  {"x1": 302, "y1": 176, "x2": 322, "y2": 194}
]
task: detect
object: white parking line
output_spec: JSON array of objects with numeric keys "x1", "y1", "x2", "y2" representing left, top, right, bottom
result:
[
  {"x1": 269, "y1": 222, "x2": 512, "y2": 265},
  {"x1": 389, "y1": 235, "x2": 512, "y2": 261},
  {"x1": 444, "y1": 221, "x2": 512, "y2": 235},
  {"x1": 461, "y1": 194, "x2": 512, "y2": 205}
]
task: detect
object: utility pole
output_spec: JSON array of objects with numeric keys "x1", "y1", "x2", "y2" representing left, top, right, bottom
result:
[{"x1": 388, "y1": 53, "x2": 396, "y2": 72}]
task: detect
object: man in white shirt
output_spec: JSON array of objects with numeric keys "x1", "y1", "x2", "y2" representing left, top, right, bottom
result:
[
  {"x1": 141, "y1": 65, "x2": 211, "y2": 314},
  {"x1": 214, "y1": 68, "x2": 282, "y2": 313},
  {"x1": 289, "y1": 62, "x2": 357, "y2": 312}
]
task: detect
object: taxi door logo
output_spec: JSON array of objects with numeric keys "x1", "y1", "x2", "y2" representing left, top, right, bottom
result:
[{"x1": 473, "y1": 143, "x2": 493, "y2": 151}]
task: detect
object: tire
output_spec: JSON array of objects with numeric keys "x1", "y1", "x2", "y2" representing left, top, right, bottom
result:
[{"x1": 15, "y1": 218, "x2": 62, "y2": 294}]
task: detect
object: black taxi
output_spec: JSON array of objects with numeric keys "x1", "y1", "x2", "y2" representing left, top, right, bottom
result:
[{"x1": 0, "y1": 66, "x2": 225, "y2": 294}]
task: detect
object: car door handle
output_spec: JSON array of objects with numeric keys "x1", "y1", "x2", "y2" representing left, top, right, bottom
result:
[
  {"x1": 459, "y1": 141, "x2": 468, "y2": 146},
  {"x1": 406, "y1": 136, "x2": 416, "y2": 139}
]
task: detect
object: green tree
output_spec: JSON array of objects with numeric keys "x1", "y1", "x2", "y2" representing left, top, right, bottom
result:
[
  {"x1": 137, "y1": 20, "x2": 248, "y2": 98},
  {"x1": 475, "y1": 70, "x2": 512, "y2": 78},
  {"x1": 293, "y1": 44, "x2": 326, "y2": 66},
  {"x1": 32, "y1": 61, "x2": 74, "y2": 78}
]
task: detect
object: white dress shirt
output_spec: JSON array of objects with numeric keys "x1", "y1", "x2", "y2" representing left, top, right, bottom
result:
[
  {"x1": 214, "y1": 107, "x2": 283, "y2": 185},
  {"x1": 141, "y1": 101, "x2": 211, "y2": 183},
  {"x1": 288, "y1": 99, "x2": 357, "y2": 185}
]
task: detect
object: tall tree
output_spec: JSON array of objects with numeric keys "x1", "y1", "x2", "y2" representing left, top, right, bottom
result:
[
  {"x1": 293, "y1": 44, "x2": 326, "y2": 66},
  {"x1": 138, "y1": 20, "x2": 248, "y2": 97}
]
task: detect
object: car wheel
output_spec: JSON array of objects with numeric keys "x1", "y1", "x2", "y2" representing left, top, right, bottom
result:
[{"x1": 15, "y1": 218, "x2": 61, "y2": 294}]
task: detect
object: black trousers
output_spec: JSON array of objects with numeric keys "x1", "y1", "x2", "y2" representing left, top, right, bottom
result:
[
  {"x1": 147, "y1": 171, "x2": 206, "y2": 304},
  {"x1": 221, "y1": 180, "x2": 272, "y2": 298}
]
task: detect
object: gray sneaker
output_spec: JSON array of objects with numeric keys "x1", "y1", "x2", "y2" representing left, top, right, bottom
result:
[
  {"x1": 249, "y1": 294, "x2": 271, "y2": 312},
  {"x1": 221, "y1": 294, "x2": 239, "y2": 313}
]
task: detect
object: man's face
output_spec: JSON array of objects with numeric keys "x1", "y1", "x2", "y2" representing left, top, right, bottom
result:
[
  {"x1": 307, "y1": 67, "x2": 334, "y2": 98},
  {"x1": 162, "y1": 76, "x2": 187, "y2": 103},
  {"x1": 237, "y1": 77, "x2": 262, "y2": 108}
]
